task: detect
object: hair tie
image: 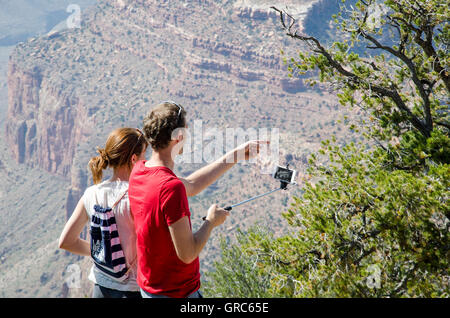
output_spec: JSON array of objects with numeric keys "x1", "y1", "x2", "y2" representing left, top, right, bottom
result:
[{"x1": 97, "y1": 148, "x2": 109, "y2": 168}]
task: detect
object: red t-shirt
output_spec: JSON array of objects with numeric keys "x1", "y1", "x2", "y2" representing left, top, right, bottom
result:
[{"x1": 128, "y1": 161, "x2": 200, "y2": 298}]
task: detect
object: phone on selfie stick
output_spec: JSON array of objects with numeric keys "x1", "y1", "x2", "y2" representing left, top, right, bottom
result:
[{"x1": 202, "y1": 165, "x2": 297, "y2": 220}]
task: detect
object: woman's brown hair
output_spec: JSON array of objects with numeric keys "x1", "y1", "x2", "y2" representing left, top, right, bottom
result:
[{"x1": 88, "y1": 128, "x2": 148, "y2": 184}]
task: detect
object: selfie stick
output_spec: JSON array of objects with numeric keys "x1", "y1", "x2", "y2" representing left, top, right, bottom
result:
[
  {"x1": 223, "y1": 183, "x2": 287, "y2": 211},
  {"x1": 202, "y1": 181, "x2": 289, "y2": 221}
]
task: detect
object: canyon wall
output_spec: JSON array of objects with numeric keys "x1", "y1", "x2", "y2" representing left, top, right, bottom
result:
[
  {"x1": 6, "y1": 59, "x2": 91, "y2": 177},
  {"x1": 5, "y1": 0, "x2": 312, "y2": 223},
  {"x1": 1, "y1": 0, "x2": 349, "y2": 297}
]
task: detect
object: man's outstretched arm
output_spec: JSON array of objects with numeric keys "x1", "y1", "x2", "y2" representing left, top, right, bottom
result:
[{"x1": 179, "y1": 140, "x2": 269, "y2": 197}]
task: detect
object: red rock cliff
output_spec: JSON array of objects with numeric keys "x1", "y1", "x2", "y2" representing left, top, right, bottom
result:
[{"x1": 6, "y1": 58, "x2": 90, "y2": 177}]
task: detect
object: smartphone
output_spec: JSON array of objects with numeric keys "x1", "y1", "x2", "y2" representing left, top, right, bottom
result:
[{"x1": 272, "y1": 165, "x2": 297, "y2": 184}]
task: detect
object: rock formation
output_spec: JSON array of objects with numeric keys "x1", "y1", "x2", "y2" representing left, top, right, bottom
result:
[
  {"x1": 6, "y1": 58, "x2": 91, "y2": 176},
  {"x1": 6, "y1": 0, "x2": 311, "y2": 182}
]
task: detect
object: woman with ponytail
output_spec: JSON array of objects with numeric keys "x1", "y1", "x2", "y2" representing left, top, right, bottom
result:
[{"x1": 59, "y1": 128, "x2": 148, "y2": 298}]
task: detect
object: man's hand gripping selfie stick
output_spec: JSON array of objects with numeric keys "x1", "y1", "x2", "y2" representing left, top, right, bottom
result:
[{"x1": 202, "y1": 180, "x2": 290, "y2": 221}]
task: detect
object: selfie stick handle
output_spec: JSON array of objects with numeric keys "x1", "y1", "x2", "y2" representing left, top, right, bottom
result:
[{"x1": 202, "y1": 183, "x2": 286, "y2": 220}]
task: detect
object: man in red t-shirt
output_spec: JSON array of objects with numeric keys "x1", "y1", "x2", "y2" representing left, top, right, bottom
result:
[{"x1": 128, "y1": 101, "x2": 268, "y2": 298}]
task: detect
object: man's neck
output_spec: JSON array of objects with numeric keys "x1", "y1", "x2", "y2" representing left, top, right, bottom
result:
[{"x1": 146, "y1": 149, "x2": 175, "y2": 171}]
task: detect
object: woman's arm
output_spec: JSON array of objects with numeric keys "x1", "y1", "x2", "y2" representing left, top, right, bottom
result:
[{"x1": 58, "y1": 196, "x2": 90, "y2": 256}]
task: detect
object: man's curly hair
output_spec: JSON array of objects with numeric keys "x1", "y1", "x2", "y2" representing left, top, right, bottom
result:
[{"x1": 143, "y1": 101, "x2": 187, "y2": 150}]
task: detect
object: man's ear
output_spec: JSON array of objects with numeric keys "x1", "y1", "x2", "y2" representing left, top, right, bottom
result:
[
  {"x1": 172, "y1": 128, "x2": 185, "y2": 143},
  {"x1": 131, "y1": 153, "x2": 138, "y2": 165}
]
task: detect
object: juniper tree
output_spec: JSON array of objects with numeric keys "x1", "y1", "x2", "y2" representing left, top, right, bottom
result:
[
  {"x1": 204, "y1": 0, "x2": 449, "y2": 297},
  {"x1": 274, "y1": 0, "x2": 449, "y2": 169}
]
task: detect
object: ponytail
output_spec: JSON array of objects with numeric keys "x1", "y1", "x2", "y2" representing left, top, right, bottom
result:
[
  {"x1": 88, "y1": 128, "x2": 148, "y2": 185},
  {"x1": 88, "y1": 148, "x2": 109, "y2": 184}
]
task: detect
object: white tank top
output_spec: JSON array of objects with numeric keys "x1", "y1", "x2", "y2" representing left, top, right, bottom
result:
[{"x1": 83, "y1": 179, "x2": 139, "y2": 291}]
